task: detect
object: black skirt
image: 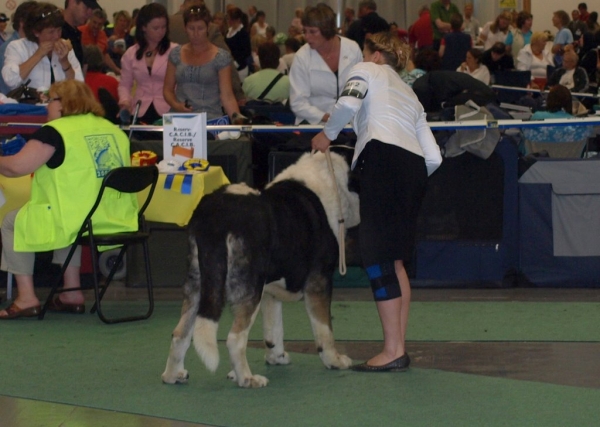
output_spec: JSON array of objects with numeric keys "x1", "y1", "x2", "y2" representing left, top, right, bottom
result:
[{"x1": 356, "y1": 140, "x2": 428, "y2": 266}]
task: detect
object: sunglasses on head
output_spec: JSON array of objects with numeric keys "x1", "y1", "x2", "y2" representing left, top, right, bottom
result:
[{"x1": 36, "y1": 8, "x2": 62, "y2": 23}]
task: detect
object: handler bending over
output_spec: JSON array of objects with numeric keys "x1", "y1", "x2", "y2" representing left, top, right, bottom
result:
[{"x1": 312, "y1": 32, "x2": 442, "y2": 372}]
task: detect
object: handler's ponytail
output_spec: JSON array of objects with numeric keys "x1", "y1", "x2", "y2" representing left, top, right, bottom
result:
[{"x1": 364, "y1": 32, "x2": 410, "y2": 72}]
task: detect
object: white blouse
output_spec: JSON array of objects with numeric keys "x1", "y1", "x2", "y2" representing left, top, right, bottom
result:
[
  {"x1": 480, "y1": 22, "x2": 509, "y2": 50},
  {"x1": 251, "y1": 22, "x2": 268, "y2": 37},
  {"x1": 516, "y1": 43, "x2": 554, "y2": 80},
  {"x1": 1, "y1": 38, "x2": 83, "y2": 90},
  {"x1": 289, "y1": 36, "x2": 363, "y2": 124},
  {"x1": 457, "y1": 64, "x2": 491, "y2": 85},
  {"x1": 324, "y1": 62, "x2": 442, "y2": 176}
]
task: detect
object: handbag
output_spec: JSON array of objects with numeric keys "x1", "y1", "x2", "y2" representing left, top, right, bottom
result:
[
  {"x1": 242, "y1": 73, "x2": 294, "y2": 124},
  {"x1": 6, "y1": 79, "x2": 41, "y2": 104}
]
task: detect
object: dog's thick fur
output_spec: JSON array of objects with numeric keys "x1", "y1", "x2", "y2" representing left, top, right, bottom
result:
[{"x1": 162, "y1": 152, "x2": 360, "y2": 388}]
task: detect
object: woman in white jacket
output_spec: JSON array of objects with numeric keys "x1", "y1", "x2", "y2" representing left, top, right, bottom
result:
[
  {"x1": 457, "y1": 48, "x2": 491, "y2": 85},
  {"x1": 1, "y1": 3, "x2": 83, "y2": 92},
  {"x1": 312, "y1": 32, "x2": 443, "y2": 373},
  {"x1": 289, "y1": 3, "x2": 362, "y2": 125},
  {"x1": 516, "y1": 31, "x2": 554, "y2": 89}
]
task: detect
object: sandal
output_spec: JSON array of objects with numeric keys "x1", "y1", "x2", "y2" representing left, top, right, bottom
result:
[
  {"x1": 47, "y1": 297, "x2": 85, "y2": 314},
  {"x1": 0, "y1": 303, "x2": 41, "y2": 320}
]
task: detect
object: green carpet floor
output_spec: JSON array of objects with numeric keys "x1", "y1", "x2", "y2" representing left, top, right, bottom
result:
[
  {"x1": 0, "y1": 301, "x2": 599, "y2": 426},
  {"x1": 2, "y1": 301, "x2": 599, "y2": 342}
]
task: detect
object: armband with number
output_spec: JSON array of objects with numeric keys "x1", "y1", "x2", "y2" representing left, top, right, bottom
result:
[{"x1": 340, "y1": 78, "x2": 368, "y2": 99}]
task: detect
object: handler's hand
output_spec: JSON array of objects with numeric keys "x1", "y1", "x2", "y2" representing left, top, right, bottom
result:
[{"x1": 312, "y1": 131, "x2": 331, "y2": 153}]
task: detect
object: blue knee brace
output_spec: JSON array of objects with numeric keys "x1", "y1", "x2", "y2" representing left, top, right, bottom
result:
[{"x1": 366, "y1": 262, "x2": 401, "y2": 301}]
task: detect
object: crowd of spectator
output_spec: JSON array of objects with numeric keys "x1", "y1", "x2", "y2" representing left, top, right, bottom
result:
[
  {"x1": 1, "y1": 1, "x2": 599, "y2": 320},
  {"x1": 0, "y1": 0, "x2": 598, "y2": 129}
]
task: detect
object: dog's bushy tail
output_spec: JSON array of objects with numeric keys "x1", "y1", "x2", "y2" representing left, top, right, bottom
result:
[{"x1": 193, "y1": 316, "x2": 220, "y2": 372}]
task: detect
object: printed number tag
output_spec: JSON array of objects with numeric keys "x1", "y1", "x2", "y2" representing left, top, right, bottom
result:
[{"x1": 341, "y1": 80, "x2": 368, "y2": 99}]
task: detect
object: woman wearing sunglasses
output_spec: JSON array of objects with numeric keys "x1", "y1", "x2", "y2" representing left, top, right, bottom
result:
[
  {"x1": 1, "y1": 2, "x2": 83, "y2": 92},
  {"x1": 163, "y1": 4, "x2": 240, "y2": 120}
]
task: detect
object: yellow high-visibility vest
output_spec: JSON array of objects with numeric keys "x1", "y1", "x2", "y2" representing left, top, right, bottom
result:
[{"x1": 15, "y1": 113, "x2": 138, "y2": 252}]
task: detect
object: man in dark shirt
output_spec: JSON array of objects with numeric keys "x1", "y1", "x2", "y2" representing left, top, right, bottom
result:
[
  {"x1": 346, "y1": 0, "x2": 389, "y2": 50},
  {"x1": 568, "y1": 9, "x2": 587, "y2": 42},
  {"x1": 481, "y1": 42, "x2": 514, "y2": 75},
  {"x1": 62, "y1": 0, "x2": 99, "y2": 67}
]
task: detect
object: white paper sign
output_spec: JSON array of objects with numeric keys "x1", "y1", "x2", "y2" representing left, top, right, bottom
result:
[{"x1": 162, "y1": 113, "x2": 207, "y2": 162}]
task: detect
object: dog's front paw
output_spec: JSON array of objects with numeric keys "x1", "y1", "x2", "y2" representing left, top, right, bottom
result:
[
  {"x1": 239, "y1": 374, "x2": 269, "y2": 388},
  {"x1": 321, "y1": 351, "x2": 353, "y2": 370},
  {"x1": 227, "y1": 370, "x2": 269, "y2": 387},
  {"x1": 333, "y1": 354, "x2": 353, "y2": 369},
  {"x1": 162, "y1": 369, "x2": 189, "y2": 384},
  {"x1": 265, "y1": 351, "x2": 290, "y2": 365}
]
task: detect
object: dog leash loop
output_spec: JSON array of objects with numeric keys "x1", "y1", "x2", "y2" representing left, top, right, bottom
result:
[{"x1": 325, "y1": 148, "x2": 347, "y2": 276}]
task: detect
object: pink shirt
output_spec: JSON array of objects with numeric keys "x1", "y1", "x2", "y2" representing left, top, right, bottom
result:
[{"x1": 118, "y1": 42, "x2": 177, "y2": 117}]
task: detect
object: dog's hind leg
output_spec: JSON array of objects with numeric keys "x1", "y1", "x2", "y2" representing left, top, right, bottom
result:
[
  {"x1": 223, "y1": 234, "x2": 269, "y2": 387},
  {"x1": 226, "y1": 301, "x2": 269, "y2": 388},
  {"x1": 162, "y1": 237, "x2": 202, "y2": 384},
  {"x1": 161, "y1": 300, "x2": 197, "y2": 384},
  {"x1": 261, "y1": 280, "x2": 290, "y2": 366},
  {"x1": 304, "y1": 275, "x2": 352, "y2": 370}
]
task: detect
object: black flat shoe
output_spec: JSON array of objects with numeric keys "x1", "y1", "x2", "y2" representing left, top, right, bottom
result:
[{"x1": 350, "y1": 353, "x2": 410, "y2": 372}]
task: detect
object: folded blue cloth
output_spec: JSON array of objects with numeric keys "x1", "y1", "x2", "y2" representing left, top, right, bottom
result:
[
  {"x1": 0, "y1": 134, "x2": 27, "y2": 155},
  {"x1": 0, "y1": 103, "x2": 48, "y2": 116}
]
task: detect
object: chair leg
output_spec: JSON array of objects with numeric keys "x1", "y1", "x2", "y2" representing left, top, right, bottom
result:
[
  {"x1": 142, "y1": 239, "x2": 154, "y2": 317},
  {"x1": 92, "y1": 247, "x2": 126, "y2": 307},
  {"x1": 87, "y1": 242, "x2": 103, "y2": 320},
  {"x1": 38, "y1": 259, "x2": 71, "y2": 320},
  {"x1": 92, "y1": 243, "x2": 154, "y2": 324}
]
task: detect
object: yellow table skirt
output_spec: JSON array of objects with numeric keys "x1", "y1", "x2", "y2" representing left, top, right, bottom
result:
[
  {"x1": 0, "y1": 175, "x2": 32, "y2": 225},
  {"x1": 142, "y1": 167, "x2": 230, "y2": 226},
  {"x1": 0, "y1": 166, "x2": 230, "y2": 227}
]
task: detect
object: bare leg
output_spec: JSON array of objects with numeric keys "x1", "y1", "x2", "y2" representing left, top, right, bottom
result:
[
  {"x1": 59, "y1": 265, "x2": 85, "y2": 305},
  {"x1": 0, "y1": 209, "x2": 39, "y2": 314},
  {"x1": 366, "y1": 260, "x2": 411, "y2": 366},
  {"x1": 0, "y1": 264, "x2": 84, "y2": 317},
  {"x1": 51, "y1": 247, "x2": 84, "y2": 305},
  {"x1": 0, "y1": 275, "x2": 40, "y2": 315},
  {"x1": 396, "y1": 260, "x2": 411, "y2": 348}
]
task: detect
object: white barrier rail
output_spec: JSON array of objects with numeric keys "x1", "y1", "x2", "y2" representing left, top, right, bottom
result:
[
  {"x1": 5, "y1": 116, "x2": 600, "y2": 133},
  {"x1": 129, "y1": 116, "x2": 600, "y2": 132},
  {"x1": 491, "y1": 84, "x2": 599, "y2": 99}
]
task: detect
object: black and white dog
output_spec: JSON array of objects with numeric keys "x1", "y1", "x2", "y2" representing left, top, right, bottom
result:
[{"x1": 162, "y1": 151, "x2": 360, "y2": 388}]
